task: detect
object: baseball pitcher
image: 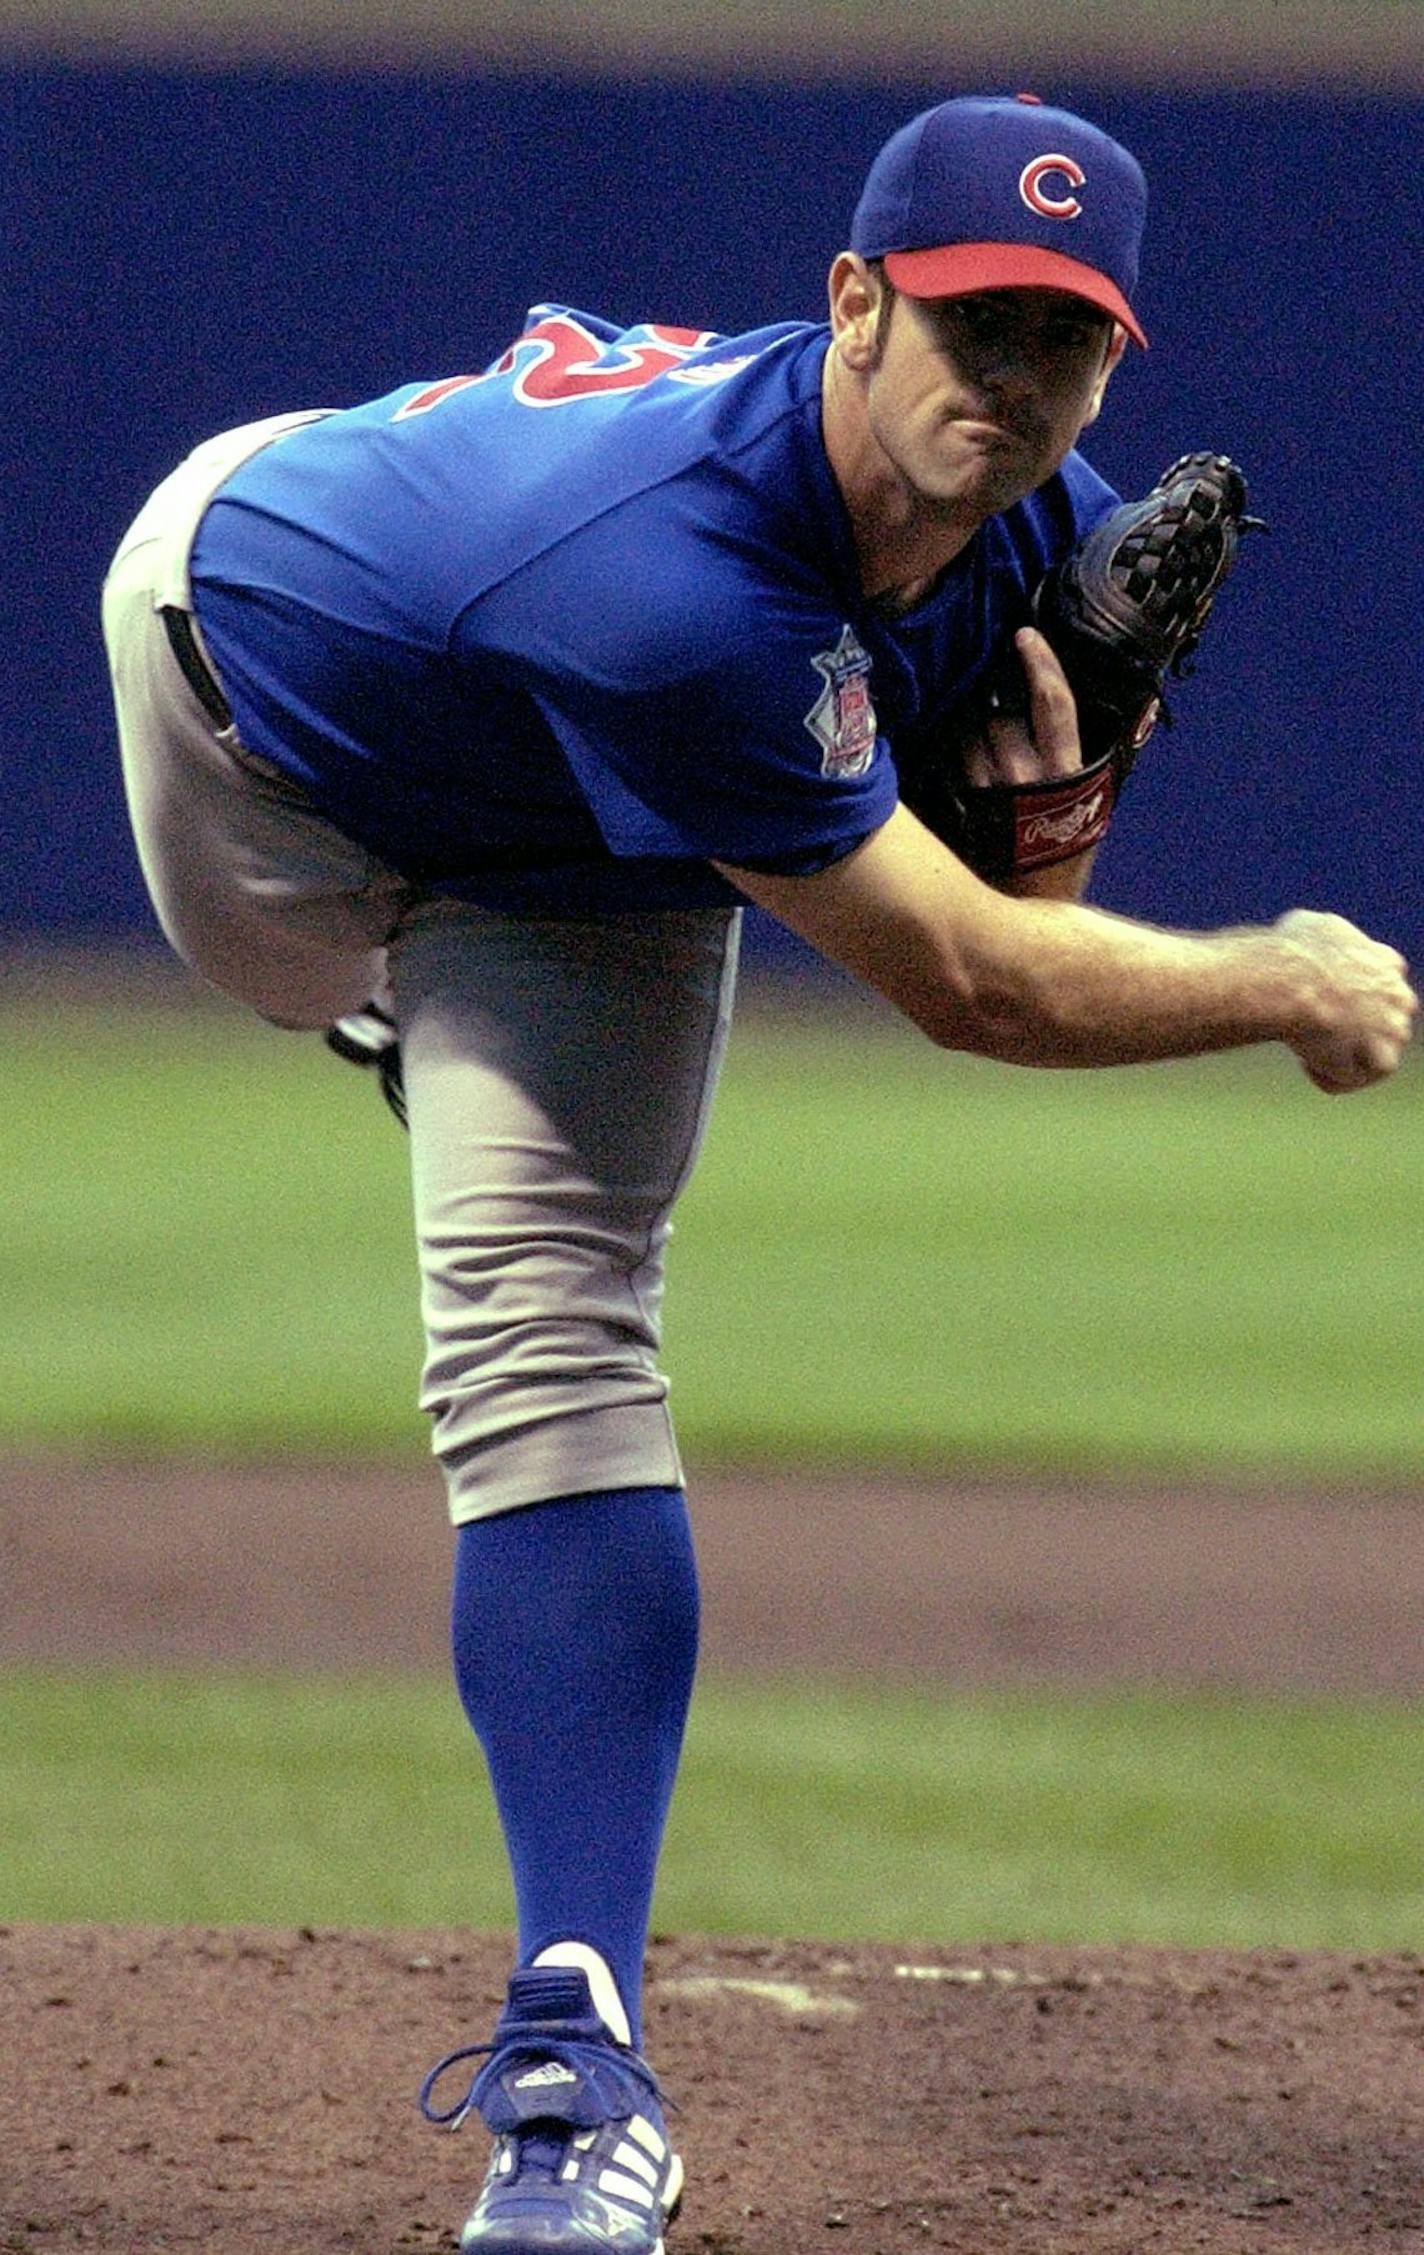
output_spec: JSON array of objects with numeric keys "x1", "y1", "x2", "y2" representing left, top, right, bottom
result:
[{"x1": 101, "y1": 92, "x2": 1415, "y2": 2255}]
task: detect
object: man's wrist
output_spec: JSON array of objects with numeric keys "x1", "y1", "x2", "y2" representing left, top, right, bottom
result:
[{"x1": 998, "y1": 846, "x2": 1098, "y2": 902}]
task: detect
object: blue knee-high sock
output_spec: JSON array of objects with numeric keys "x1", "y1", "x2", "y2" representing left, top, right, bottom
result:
[{"x1": 450, "y1": 1486, "x2": 699, "y2": 2048}]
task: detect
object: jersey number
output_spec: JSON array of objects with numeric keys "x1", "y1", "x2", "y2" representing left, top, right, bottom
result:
[{"x1": 394, "y1": 313, "x2": 719, "y2": 419}]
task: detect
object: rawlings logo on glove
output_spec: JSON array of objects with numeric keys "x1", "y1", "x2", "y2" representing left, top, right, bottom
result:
[{"x1": 896, "y1": 452, "x2": 1263, "y2": 882}]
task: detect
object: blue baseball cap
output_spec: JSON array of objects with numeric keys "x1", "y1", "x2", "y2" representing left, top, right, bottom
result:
[{"x1": 850, "y1": 93, "x2": 1148, "y2": 346}]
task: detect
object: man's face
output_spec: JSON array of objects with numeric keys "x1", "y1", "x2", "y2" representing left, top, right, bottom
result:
[{"x1": 863, "y1": 284, "x2": 1123, "y2": 518}]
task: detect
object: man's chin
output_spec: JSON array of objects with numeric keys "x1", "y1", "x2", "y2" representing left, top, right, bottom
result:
[{"x1": 919, "y1": 453, "x2": 1041, "y2": 518}]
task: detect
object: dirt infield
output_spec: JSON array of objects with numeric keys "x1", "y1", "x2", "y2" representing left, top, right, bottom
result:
[
  {"x1": 6, "y1": 1461, "x2": 1424, "y2": 2252},
  {"x1": 13, "y1": 1460, "x2": 1424, "y2": 1691}
]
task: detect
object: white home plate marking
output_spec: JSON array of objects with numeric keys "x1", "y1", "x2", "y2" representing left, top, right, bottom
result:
[{"x1": 658, "y1": 1976, "x2": 860, "y2": 2018}]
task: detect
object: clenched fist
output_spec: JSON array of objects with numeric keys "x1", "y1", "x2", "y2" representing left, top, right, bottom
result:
[{"x1": 1275, "y1": 910, "x2": 1418, "y2": 1092}]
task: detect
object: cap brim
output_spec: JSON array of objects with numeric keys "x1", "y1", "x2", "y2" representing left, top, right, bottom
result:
[{"x1": 883, "y1": 243, "x2": 1148, "y2": 348}]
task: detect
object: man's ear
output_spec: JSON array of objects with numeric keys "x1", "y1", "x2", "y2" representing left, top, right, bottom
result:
[
  {"x1": 827, "y1": 251, "x2": 884, "y2": 372},
  {"x1": 1081, "y1": 323, "x2": 1129, "y2": 427}
]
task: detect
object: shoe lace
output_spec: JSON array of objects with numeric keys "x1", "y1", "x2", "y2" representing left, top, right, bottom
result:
[
  {"x1": 418, "y1": 2033, "x2": 672, "y2": 2132},
  {"x1": 419, "y1": 2040, "x2": 494, "y2": 2128}
]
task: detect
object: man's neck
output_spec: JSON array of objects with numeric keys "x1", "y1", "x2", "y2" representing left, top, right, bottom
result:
[{"x1": 820, "y1": 343, "x2": 980, "y2": 607}]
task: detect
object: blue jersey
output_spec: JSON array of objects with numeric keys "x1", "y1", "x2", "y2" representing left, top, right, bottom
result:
[{"x1": 191, "y1": 304, "x2": 1118, "y2": 914}]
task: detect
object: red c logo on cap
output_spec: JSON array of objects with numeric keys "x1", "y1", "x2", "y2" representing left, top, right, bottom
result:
[{"x1": 1019, "y1": 153, "x2": 1086, "y2": 220}]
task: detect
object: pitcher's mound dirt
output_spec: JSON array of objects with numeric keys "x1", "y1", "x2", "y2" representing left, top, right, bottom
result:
[{"x1": 6, "y1": 1925, "x2": 1424, "y2": 2254}]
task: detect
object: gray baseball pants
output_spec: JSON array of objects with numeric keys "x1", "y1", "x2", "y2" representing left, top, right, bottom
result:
[{"x1": 101, "y1": 418, "x2": 741, "y2": 1522}]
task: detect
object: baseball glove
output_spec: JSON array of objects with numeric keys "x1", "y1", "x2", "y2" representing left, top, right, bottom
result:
[{"x1": 896, "y1": 452, "x2": 1262, "y2": 882}]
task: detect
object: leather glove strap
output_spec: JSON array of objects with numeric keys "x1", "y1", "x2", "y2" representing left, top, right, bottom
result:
[{"x1": 956, "y1": 749, "x2": 1119, "y2": 881}]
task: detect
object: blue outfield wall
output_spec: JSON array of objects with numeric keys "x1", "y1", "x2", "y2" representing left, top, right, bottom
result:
[{"x1": 7, "y1": 67, "x2": 1422, "y2": 959}]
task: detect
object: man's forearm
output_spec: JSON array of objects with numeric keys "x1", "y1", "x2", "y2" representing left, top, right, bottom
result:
[
  {"x1": 893, "y1": 883, "x2": 1412, "y2": 1095},
  {"x1": 949, "y1": 894, "x2": 1309, "y2": 1068},
  {"x1": 718, "y1": 807, "x2": 1416, "y2": 1093}
]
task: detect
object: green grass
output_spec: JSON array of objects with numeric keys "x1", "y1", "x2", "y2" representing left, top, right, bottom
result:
[
  {"x1": 6, "y1": 1666, "x2": 1424, "y2": 1951},
  {"x1": 5, "y1": 977, "x2": 1422, "y2": 1478},
  {"x1": 4, "y1": 989, "x2": 427, "y2": 1455},
  {"x1": 675, "y1": 1009, "x2": 1424, "y2": 1479}
]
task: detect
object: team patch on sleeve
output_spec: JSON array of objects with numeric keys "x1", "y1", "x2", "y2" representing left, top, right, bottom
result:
[{"x1": 804, "y1": 625, "x2": 878, "y2": 780}]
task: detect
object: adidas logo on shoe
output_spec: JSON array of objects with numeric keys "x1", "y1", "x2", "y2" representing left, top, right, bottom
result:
[{"x1": 513, "y1": 2061, "x2": 580, "y2": 2091}]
